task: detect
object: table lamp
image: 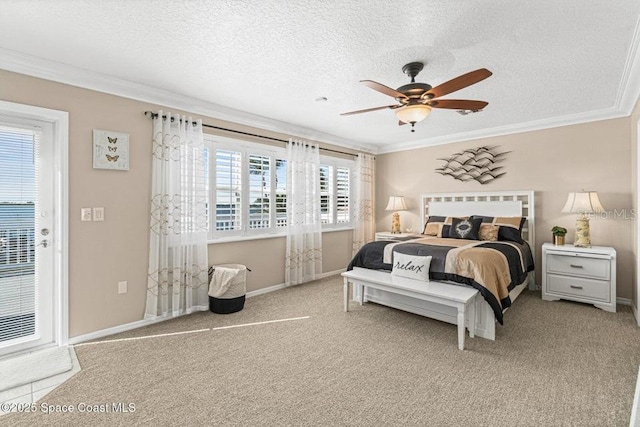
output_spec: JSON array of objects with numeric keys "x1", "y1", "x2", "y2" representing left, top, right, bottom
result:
[
  {"x1": 561, "y1": 191, "x2": 605, "y2": 247},
  {"x1": 385, "y1": 196, "x2": 407, "y2": 234}
]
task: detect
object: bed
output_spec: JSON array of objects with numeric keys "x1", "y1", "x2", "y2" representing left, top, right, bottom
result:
[{"x1": 347, "y1": 190, "x2": 536, "y2": 340}]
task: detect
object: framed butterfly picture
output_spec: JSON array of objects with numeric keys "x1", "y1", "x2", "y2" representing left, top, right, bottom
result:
[{"x1": 93, "y1": 129, "x2": 129, "y2": 171}]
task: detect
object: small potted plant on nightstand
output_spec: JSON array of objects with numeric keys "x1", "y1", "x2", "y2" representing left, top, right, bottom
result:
[{"x1": 551, "y1": 226, "x2": 567, "y2": 246}]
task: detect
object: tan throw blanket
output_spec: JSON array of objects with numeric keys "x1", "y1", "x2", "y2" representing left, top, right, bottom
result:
[{"x1": 353, "y1": 237, "x2": 534, "y2": 324}]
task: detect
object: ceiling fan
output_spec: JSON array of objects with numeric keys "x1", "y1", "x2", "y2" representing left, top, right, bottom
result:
[{"x1": 341, "y1": 62, "x2": 492, "y2": 132}]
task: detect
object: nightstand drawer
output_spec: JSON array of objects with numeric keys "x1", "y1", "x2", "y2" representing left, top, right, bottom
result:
[
  {"x1": 547, "y1": 274, "x2": 610, "y2": 302},
  {"x1": 541, "y1": 243, "x2": 616, "y2": 312},
  {"x1": 546, "y1": 253, "x2": 610, "y2": 280}
]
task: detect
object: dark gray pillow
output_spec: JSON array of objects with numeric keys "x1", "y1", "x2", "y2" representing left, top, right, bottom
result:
[{"x1": 470, "y1": 215, "x2": 526, "y2": 243}]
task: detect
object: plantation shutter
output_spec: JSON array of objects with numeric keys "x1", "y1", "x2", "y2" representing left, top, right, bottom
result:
[
  {"x1": 275, "y1": 159, "x2": 287, "y2": 228},
  {"x1": 215, "y1": 149, "x2": 242, "y2": 231},
  {"x1": 336, "y1": 167, "x2": 350, "y2": 224},
  {"x1": 248, "y1": 154, "x2": 271, "y2": 229},
  {"x1": 319, "y1": 165, "x2": 333, "y2": 224},
  {"x1": 0, "y1": 125, "x2": 38, "y2": 344}
]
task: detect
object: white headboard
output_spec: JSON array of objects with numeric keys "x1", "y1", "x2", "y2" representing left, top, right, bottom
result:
[{"x1": 420, "y1": 190, "x2": 535, "y2": 248}]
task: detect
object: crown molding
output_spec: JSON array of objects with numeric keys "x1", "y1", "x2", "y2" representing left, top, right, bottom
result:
[
  {"x1": 379, "y1": 16, "x2": 640, "y2": 154},
  {"x1": 2, "y1": 36, "x2": 640, "y2": 157},
  {"x1": 616, "y1": 15, "x2": 640, "y2": 113},
  {"x1": 376, "y1": 107, "x2": 627, "y2": 154},
  {"x1": 0, "y1": 48, "x2": 378, "y2": 154}
]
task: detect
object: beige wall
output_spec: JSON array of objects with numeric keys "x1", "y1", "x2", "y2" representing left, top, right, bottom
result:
[
  {"x1": 631, "y1": 97, "x2": 640, "y2": 311},
  {"x1": 2, "y1": 66, "x2": 636, "y2": 336},
  {"x1": 208, "y1": 230, "x2": 351, "y2": 293},
  {"x1": 376, "y1": 118, "x2": 635, "y2": 298},
  {"x1": 0, "y1": 70, "x2": 354, "y2": 337}
]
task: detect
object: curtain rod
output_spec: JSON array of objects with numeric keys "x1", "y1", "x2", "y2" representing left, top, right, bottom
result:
[{"x1": 143, "y1": 111, "x2": 359, "y2": 157}]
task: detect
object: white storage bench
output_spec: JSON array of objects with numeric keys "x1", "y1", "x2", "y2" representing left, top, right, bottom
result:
[{"x1": 341, "y1": 268, "x2": 479, "y2": 350}]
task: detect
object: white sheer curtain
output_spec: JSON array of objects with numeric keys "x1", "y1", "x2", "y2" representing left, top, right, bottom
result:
[
  {"x1": 285, "y1": 139, "x2": 322, "y2": 285},
  {"x1": 145, "y1": 111, "x2": 209, "y2": 319},
  {"x1": 352, "y1": 153, "x2": 375, "y2": 255}
]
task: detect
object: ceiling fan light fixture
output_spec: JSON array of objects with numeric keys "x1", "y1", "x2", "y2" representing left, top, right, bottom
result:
[
  {"x1": 396, "y1": 104, "x2": 432, "y2": 124},
  {"x1": 342, "y1": 64, "x2": 491, "y2": 132}
]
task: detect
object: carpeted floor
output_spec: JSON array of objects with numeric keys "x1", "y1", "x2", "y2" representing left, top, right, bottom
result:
[{"x1": 3, "y1": 275, "x2": 640, "y2": 426}]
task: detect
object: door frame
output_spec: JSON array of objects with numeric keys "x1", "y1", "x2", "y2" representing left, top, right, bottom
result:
[
  {"x1": 0, "y1": 99, "x2": 69, "y2": 349},
  {"x1": 637, "y1": 119, "x2": 640, "y2": 326}
]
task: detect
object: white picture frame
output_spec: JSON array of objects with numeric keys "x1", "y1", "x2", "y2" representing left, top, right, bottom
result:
[{"x1": 93, "y1": 129, "x2": 129, "y2": 171}]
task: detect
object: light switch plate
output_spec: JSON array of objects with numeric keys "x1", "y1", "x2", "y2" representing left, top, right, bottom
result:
[
  {"x1": 93, "y1": 207, "x2": 104, "y2": 221},
  {"x1": 81, "y1": 208, "x2": 92, "y2": 221}
]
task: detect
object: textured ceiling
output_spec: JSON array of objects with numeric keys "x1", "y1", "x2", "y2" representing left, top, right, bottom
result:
[{"x1": 1, "y1": 1, "x2": 639, "y2": 153}]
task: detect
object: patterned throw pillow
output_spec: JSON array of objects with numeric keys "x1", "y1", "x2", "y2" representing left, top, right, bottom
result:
[
  {"x1": 447, "y1": 217, "x2": 482, "y2": 240},
  {"x1": 471, "y1": 216, "x2": 526, "y2": 243},
  {"x1": 479, "y1": 224, "x2": 499, "y2": 241},
  {"x1": 422, "y1": 216, "x2": 447, "y2": 236},
  {"x1": 391, "y1": 253, "x2": 431, "y2": 281},
  {"x1": 423, "y1": 216, "x2": 467, "y2": 237}
]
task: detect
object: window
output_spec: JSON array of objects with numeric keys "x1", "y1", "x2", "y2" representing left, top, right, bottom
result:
[
  {"x1": 215, "y1": 149, "x2": 242, "y2": 231},
  {"x1": 319, "y1": 165, "x2": 333, "y2": 224},
  {"x1": 0, "y1": 126, "x2": 37, "y2": 344},
  {"x1": 205, "y1": 135, "x2": 354, "y2": 241},
  {"x1": 336, "y1": 167, "x2": 350, "y2": 224},
  {"x1": 319, "y1": 159, "x2": 353, "y2": 229},
  {"x1": 275, "y1": 159, "x2": 287, "y2": 228},
  {"x1": 248, "y1": 154, "x2": 270, "y2": 229}
]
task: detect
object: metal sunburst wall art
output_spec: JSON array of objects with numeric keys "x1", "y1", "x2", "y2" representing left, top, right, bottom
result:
[{"x1": 435, "y1": 146, "x2": 510, "y2": 184}]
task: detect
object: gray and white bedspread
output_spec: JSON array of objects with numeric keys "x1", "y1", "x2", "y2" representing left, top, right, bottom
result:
[{"x1": 347, "y1": 236, "x2": 535, "y2": 324}]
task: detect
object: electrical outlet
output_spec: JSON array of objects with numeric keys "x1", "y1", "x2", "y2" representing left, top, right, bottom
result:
[
  {"x1": 81, "y1": 208, "x2": 92, "y2": 221},
  {"x1": 93, "y1": 207, "x2": 104, "y2": 222},
  {"x1": 118, "y1": 281, "x2": 128, "y2": 294}
]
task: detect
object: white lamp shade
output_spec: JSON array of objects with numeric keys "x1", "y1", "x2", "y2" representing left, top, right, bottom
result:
[
  {"x1": 396, "y1": 105, "x2": 432, "y2": 124},
  {"x1": 385, "y1": 196, "x2": 407, "y2": 211},
  {"x1": 561, "y1": 191, "x2": 605, "y2": 214}
]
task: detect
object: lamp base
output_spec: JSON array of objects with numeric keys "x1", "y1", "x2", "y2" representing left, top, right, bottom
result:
[
  {"x1": 391, "y1": 212, "x2": 401, "y2": 234},
  {"x1": 573, "y1": 217, "x2": 591, "y2": 247}
]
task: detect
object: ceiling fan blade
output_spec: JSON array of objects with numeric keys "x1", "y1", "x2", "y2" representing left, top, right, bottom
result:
[
  {"x1": 361, "y1": 80, "x2": 408, "y2": 100},
  {"x1": 340, "y1": 105, "x2": 399, "y2": 116},
  {"x1": 423, "y1": 69, "x2": 492, "y2": 99},
  {"x1": 427, "y1": 99, "x2": 488, "y2": 110}
]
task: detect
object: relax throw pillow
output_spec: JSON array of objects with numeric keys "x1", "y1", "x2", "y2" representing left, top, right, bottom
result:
[{"x1": 391, "y1": 252, "x2": 431, "y2": 281}]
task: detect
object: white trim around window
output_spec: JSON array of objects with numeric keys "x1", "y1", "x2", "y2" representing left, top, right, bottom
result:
[
  {"x1": 204, "y1": 135, "x2": 355, "y2": 243},
  {"x1": 319, "y1": 157, "x2": 354, "y2": 230}
]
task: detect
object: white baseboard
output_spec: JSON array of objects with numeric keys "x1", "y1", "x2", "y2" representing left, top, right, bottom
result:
[
  {"x1": 246, "y1": 269, "x2": 343, "y2": 298},
  {"x1": 618, "y1": 297, "x2": 633, "y2": 306},
  {"x1": 245, "y1": 283, "x2": 288, "y2": 298},
  {"x1": 70, "y1": 270, "x2": 345, "y2": 345},
  {"x1": 68, "y1": 315, "x2": 178, "y2": 345},
  {"x1": 316, "y1": 268, "x2": 345, "y2": 280}
]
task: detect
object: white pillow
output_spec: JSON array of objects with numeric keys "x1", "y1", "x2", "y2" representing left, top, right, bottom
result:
[{"x1": 391, "y1": 253, "x2": 431, "y2": 282}]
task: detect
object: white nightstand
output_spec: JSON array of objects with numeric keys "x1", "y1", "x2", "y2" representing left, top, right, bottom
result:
[
  {"x1": 541, "y1": 243, "x2": 616, "y2": 312},
  {"x1": 375, "y1": 232, "x2": 420, "y2": 241}
]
